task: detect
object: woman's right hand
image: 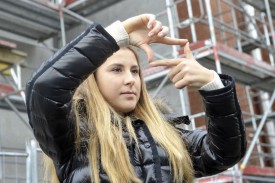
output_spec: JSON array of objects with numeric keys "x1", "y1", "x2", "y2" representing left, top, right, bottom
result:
[
  {"x1": 122, "y1": 14, "x2": 187, "y2": 62},
  {"x1": 150, "y1": 42, "x2": 214, "y2": 90}
]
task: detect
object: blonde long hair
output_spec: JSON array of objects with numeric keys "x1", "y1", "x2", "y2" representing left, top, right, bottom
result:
[{"x1": 44, "y1": 48, "x2": 194, "y2": 183}]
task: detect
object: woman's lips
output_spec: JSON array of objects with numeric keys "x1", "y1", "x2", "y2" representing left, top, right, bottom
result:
[{"x1": 121, "y1": 91, "x2": 136, "y2": 96}]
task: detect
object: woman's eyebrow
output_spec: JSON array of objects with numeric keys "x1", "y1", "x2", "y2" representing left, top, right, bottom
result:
[
  {"x1": 107, "y1": 63, "x2": 139, "y2": 68},
  {"x1": 106, "y1": 63, "x2": 124, "y2": 69},
  {"x1": 131, "y1": 65, "x2": 139, "y2": 69},
  {"x1": 109, "y1": 63, "x2": 123, "y2": 67}
]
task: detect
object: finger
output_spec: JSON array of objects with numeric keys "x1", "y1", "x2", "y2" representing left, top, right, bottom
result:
[
  {"x1": 158, "y1": 26, "x2": 169, "y2": 37},
  {"x1": 147, "y1": 14, "x2": 156, "y2": 29},
  {"x1": 155, "y1": 37, "x2": 188, "y2": 46},
  {"x1": 139, "y1": 44, "x2": 154, "y2": 62},
  {"x1": 148, "y1": 21, "x2": 162, "y2": 37},
  {"x1": 184, "y1": 42, "x2": 195, "y2": 60},
  {"x1": 169, "y1": 63, "x2": 186, "y2": 83},
  {"x1": 167, "y1": 67, "x2": 181, "y2": 83},
  {"x1": 150, "y1": 59, "x2": 182, "y2": 67},
  {"x1": 175, "y1": 79, "x2": 188, "y2": 89}
]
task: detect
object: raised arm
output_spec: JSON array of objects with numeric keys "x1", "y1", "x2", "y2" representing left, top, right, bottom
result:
[
  {"x1": 151, "y1": 43, "x2": 246, "y2": 177},
  {"x1": 25, "y1": 24, "x2": 119, "y2": 164},
  {"x1": 183, "y1": 75, "x2": 246, "y2": 177},
  {"x1": 26, "y1": 14, "x2": 188, "y2": 165}
]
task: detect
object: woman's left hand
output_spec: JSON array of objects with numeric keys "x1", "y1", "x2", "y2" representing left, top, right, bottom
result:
[{"x1": 150, "y1": 42, "x2": 214, "y2": 90}]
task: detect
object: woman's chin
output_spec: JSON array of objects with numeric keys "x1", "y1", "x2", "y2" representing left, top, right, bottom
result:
[{"x1": 115, "y1": 106, "x2": 136, "y2": 115}]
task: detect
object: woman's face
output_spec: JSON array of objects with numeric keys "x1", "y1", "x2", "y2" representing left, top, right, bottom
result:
[{"x1": 95, "y1": 48, "x2": 141, "y2": 114}]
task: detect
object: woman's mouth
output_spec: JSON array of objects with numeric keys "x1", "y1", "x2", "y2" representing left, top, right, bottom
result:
[{"x1": 121, "y1": 91, "x2": 136, "y2": 96}]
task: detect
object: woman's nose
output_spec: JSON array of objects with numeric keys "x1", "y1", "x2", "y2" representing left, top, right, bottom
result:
[{"x1": 124, "y1": 72, "x2": 135, "y2": 86}]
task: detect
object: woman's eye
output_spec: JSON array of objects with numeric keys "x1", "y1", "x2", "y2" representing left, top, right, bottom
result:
[
  {"x1": 132, "y1": 69, "x2": 139, "y2": 74},
  {"x1": 112, "y1": 68, "x2": 122, "y2": 72}
]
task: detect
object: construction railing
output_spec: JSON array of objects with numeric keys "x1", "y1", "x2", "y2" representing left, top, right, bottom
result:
[{"x1": 0, "y1": 139, "x2": 45, "y2": 183}]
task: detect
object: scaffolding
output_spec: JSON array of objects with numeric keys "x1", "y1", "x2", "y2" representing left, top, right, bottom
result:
[{"x1": 0, "y1": 0, "x2": 275, "y2": 182}]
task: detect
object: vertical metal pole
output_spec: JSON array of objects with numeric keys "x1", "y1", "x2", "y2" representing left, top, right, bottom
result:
[
  {"x1": 217, "y1": 0, "x2": 226, "y2": 44},
  {"x1": 26, "y1": 141, "x2": 31, "y2": 183},
  {"x1": 59, "y1": 0, "x2": 66, "y2": 47},
  {"x1": 10, "y1": 68, "x2": 18, "y2": 86},
  {"x1": 166, "y1": 0, "x2": 179, "y2": 58},
  {"x1": 230, "y1": 0, "x2": 242, "y2": 52},
  {"x1": 166, "y1": 0, "x2": 191, "y2": 129},
  {"x1": 16, "y1": 64, "x2": 21, "y2": 90},
  {"x1": 245, "y1": 87, "x2": 265, "y2": 167},
  {"x1": 15, "y1": 63, "x2": 26, "y2": 103},
  {"x1": 205, "y1": 0, "x2": 222, "y2": 74},
  {"x1": 233, "y1": 164, "x2": 243, "y2": 183},
  {"x1": 0, "y1": 120, "x2": 2, "y2": 182},
  {"x1": 0, "y1": 160, "x2": 2, "y2": 182},
  {"x1": 11, "y1": 65, "x2": 25, "y2": 102},
  {"x1": 167, "y1": 0, "x2": 191, "y2": 125},
  {"x1": 26, "y1": 139, "x2": 38, "y2": 183},
  {"x1": 244, "y1": 2, "x2": 275, "y2": 168},
  {"x1": 264, "y1": 0, "x2": 275, "y2": 66},
  {"x1": 15, "y1": 156, "x2": 18, "y2": 183},
  {"x1": 261, "y1": 13, "x2": 274, "y2": 67},
  {"x1": 3, "y1": 155, "x2": 5, "y2": 182},
  {"x1": 241, "y1": 89, "x2": 275, "y2": 169},
  {"x1": 190, "y1": 118, "x2": 196, "y2": 130},
  {"x1": 186, "y1": 0, "x2": 197, "y2": 42}
]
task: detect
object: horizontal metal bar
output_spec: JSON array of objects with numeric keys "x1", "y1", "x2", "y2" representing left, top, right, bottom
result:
[
  {"x1": 66, "y1": 0, "x2": 88, "y2": 9},
  {"x1": 0, "y1": 152, "x2": 28, "y2": 157}
]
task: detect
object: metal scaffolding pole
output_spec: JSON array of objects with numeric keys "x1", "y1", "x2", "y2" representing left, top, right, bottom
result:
[
  {"x1": 186, "y1": 0, "x2": 197, "y2": 42},
  {"x1": 26, "y1": 139, "x2": 37, "y2": 183},
  {"x1": 166, "y1": 0, "x2": 191, "y2": 130},
  {"x1": 63, "y1": 8, "x2": 94, "y2": 25},
  {"x1": 231, "y1": 0, "x2": 242, "y2": 52},
  {"x1": 245, "y1": 86, "x2": 265, "y2": 167},
  {"x1": 66, "y1": 0, "x2": 88, "y2": 9},
  {"x1": 241, "y1": 89, "x2": 275, "y2": 169},
  {"x1": 264, "y1": 0, "x2": 275, "y2": 66},
  {"x1": 59, "y1": 0, "x2": 66, "y2": 47},
  {"x1": 205, "y1": 0, "x2": 222, "y2": 74},
  {"x1": 217, "y1": 0, "x2": 227, "y2": 44},
  {"x1": 261, "y1": 12, "x2": 275, "y2": 67}
]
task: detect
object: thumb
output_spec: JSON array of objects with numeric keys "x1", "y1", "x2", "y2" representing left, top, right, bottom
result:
[
  {"x1": 184, "y1": 42, "x2": 195, "y2": 60},
  {"x1": 139, "y1": 44, "x2": 154, "y2": 62}
]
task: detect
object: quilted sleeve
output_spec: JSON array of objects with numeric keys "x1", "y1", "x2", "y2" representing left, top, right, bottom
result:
[
  {"x1": 25, "y1": 24, "x2": 119, "y2": 165},
  {"x1": 179, "y1": 74, "x2": 246, "y2": 177}
]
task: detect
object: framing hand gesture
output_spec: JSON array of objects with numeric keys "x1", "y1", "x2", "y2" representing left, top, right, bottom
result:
[
  {"x1": 150, "y1": 42, "x2": 214, "y2": 90},
  {"x1": 122, "y1": 14, "x2": 187, "y2": 62}
]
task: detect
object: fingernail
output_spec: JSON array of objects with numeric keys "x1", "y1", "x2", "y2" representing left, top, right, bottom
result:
[
  {"x1": 185, "y1": 42, "x2": 189, "y2": 48},
  {"x1": 158, "y1": 32, "x2": 163, "y2": 37},
  {"x1": 148, "y1": 24, "x2": 152, "y2": 29}
]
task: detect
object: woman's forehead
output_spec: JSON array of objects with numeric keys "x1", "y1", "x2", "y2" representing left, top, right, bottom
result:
[
  {"x1": 115, "y1": 48, "x2": 136, "y2": 57},
  {"x1": 106, "y1": 48, "x2": 138, "y2": 63}
]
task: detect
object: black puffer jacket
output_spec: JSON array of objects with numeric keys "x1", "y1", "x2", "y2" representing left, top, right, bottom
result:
[{"x1": 26, "y1": 24, "x2": 246, "y2": 183}]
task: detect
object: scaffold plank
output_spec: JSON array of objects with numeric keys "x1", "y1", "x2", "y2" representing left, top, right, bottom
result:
[{"x1": 243, "y1": 165, "x2": 275, "y2": 177}]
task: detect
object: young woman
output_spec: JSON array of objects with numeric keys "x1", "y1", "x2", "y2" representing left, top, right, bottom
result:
[{"x1": 26, "y1": 14, "x2": 246, "y2": 183}]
